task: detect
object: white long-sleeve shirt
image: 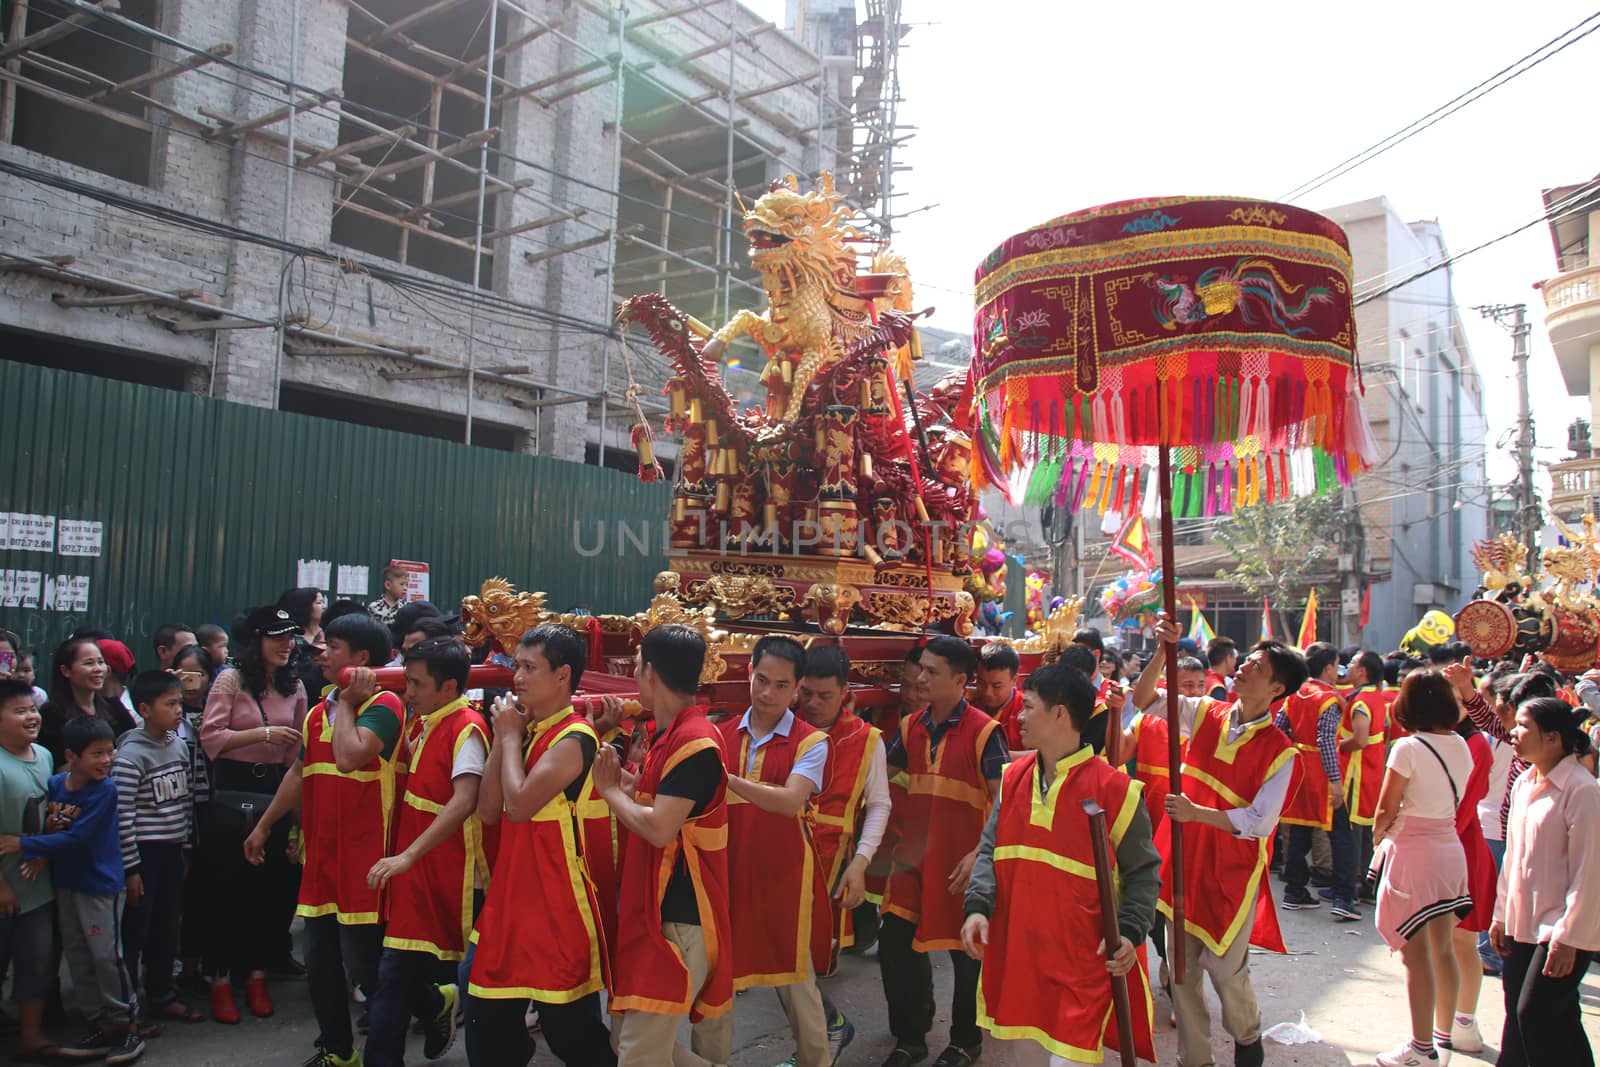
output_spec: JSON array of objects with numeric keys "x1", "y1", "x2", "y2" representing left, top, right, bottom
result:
[
  {"x1": 1139, "y1": 693, "x2": 1294, "y2": 839},
  {"x1": 854, "y1": 740, "x2": 892, "y2": 862}
]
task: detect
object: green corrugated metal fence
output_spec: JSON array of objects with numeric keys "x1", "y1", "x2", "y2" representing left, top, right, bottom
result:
[{"x1": 0, "y1": 360, "x2": 670, "y2": 658}]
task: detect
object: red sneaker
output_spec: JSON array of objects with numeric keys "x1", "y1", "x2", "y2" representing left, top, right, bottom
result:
[
  {"x1": 246, "y1": 976, "x2": 274, "y2": 1018},
  {"x1": 210, "y1": 983, "x2": 240, "y2": 1025}
]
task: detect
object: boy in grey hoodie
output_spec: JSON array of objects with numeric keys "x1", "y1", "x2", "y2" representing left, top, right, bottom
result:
[{"x1": 113, "y1": 671, "x2": 199, "y2": 1024}]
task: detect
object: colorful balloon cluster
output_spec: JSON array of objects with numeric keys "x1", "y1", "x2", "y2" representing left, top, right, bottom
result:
[
  {"x1": 977, "y1": 600, "x2": 1014, "y2": 635},
  {"x1": 965, "y1": 524, "x2": 1008, "y2": 606},
  {"x1": 1025, "y1": 571, "x2": 1048, "y2": 632},
  {"x1": 1099, "y1": 570, "x2": 1163, "y2": 624}
]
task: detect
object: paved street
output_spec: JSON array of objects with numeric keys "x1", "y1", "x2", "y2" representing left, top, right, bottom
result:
[{"x1": 125, "y1": 869, "x2": 1600, "y2": 1065}]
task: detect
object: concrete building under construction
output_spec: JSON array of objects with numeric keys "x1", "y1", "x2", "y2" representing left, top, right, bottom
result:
[{"x1": 0, "y1": 0, "x2": 910, "y2": 463}]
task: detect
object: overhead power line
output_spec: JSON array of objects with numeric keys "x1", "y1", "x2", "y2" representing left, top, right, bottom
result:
[{"x1": 1281, "y1": 8, "x2": 1600, "y2": 203}]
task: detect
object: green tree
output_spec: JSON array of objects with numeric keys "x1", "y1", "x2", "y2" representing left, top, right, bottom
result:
[{"x1": 1213, "y1": 493, "x2": 1344, "y2": 637}]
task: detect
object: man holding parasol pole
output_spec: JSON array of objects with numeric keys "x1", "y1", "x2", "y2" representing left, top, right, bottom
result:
[{"x1": 969, "y1": 194, "x2": 1377, "y2": 1006}]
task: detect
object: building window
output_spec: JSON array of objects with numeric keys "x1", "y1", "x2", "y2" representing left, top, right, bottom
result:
[
  {"x1": 330, "y1": 1, "x2": 504, "y2": 285},
  {"x1": 0, "y1": 0, "x2": 158, "y2": 185}
]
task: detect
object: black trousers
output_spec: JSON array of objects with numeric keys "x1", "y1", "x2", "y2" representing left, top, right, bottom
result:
[
  {"x1": 304, "y1": 916, "x2": 384, "y2": 1059},
  {"x1": 878, "y1": 912, "x2": 981, "y2": 1051},
  {"x1": 1500, "y1": 939, "x2": 1594, "y2": 1067},
  {"x1": 201, "y1": 778, "x2": 297, "y2": 979},
  {"x1": 121, "y1": 842, "x2": 184, "y2": 1009},
  {"x1": 466, "y1": 992, "x2": 615, "y2": 1067}
]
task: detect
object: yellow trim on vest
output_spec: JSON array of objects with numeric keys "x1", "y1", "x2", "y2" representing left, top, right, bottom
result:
[
  {"x1": 1028, "y1": 746, "x2": 1095, "y2": 827},
  {"x1": 994, "y1": 843, "x2": 1098, "y2": 882},
  {"x1": 1110, "y1": 780, "x2": 1144, "y2": 847},
  {"x1": 1208, "y1": 703, "x2": 1276, "y2": 765},
  {"x1": 908, "y1": 774, "x2": 990, "y2": 811}
]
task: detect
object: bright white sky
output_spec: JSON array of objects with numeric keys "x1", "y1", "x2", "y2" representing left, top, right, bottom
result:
[{"x1": 744, "y1": 0, "x2": 1598, "y2": 487}]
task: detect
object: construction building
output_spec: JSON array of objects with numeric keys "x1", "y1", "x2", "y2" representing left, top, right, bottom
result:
[{"x1": 0, "y1": 0, "x2": 909, "y2": 464}]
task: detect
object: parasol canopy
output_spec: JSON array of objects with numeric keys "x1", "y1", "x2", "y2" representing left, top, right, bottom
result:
[{"x1": 970, "y1": 197, "x2": 1375, "y2": 511}]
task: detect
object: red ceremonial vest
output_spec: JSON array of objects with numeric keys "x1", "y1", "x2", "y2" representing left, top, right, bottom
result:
[
  {"x1": 1128, "y1": 711, "x2": 1185, "y2": 832},
  {"x1": 1279, "y1": 680, "x2": 1342, "y2": 830},
  {"x1": 469, "y1": 709, "x2": 607, "y2": 1002},
  {"x1": 978, "y1": 749, "x2": 1156, "y2": 1064},
  {"x1": 577, "y1": 724, "x2": 624, "y2": 960},
  {"x1": 717, "y1": 713, "x2": 833, "y2": 989},
  {"x1": 1157, "y1": 700, "x2": 1297, "y2": 957},
  {"x1": 884, "y1": 703, "x2": 1000, "y2": 951},
  {"x1": 297, "y1": 691, "x2": 405, "y2": 924},
  {"x1": 609, "y1": 707, "x2": 732, "y2": 1023},
  {"x1": 1342, "y1": 686, "x2": 1391, "y2": 826},
  {"x1": 813, "y1": 711, "x2": 882, "y2": 951},
  {"x1": 383, "y1": 696, "x2": 487, "y2": 961},
  {"x1": 980, "y1": 688, "x2": 1025, "y2": 752}
]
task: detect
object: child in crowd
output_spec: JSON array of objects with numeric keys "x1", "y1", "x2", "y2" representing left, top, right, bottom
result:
[
  {"x1": 115, "y1": 672, "x2": 203, "y2": 1026},
  {"x1": 169, "y1": 645, "x2": 214, "y2": 998},
  {"x1": 2, "y1": 716, "x2": 143, "y2": 1063},
  {"x1": 15, "y1": 649, "x2": 49, "y2": 707},
  {"x1": 194, "y1": 625, "x2": 230, "y2": 678},
  {"x1": 0, "y1": 678, "x2": 57, "y2": 1062}
]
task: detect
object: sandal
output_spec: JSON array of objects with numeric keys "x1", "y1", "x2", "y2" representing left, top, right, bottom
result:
[
  {"x1": 155, "y1": 1001, "x2": 206, "y2": 1024},
  {"x1": 132, "y1": 1018, "x2": 162, "y2": 1039}
]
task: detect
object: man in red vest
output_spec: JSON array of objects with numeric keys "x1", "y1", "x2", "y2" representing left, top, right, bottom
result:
[
  {"x1": 363, "y1": 638, "x2": 488, "y2": 1067},
  {"x1": 962, "y1": 661, "x2": 1160, "y2": 1064},
  {"x1": 593, "y1": 624, "x2": 732, "y2": 1067},
  {"x1": 243, "y1": 612, "x2": 403, "y2": 1066},
  {"x1": 1277, "y1": 641, "x2": 1359, "y2": 920},
  {"x1": 1339, "y1": 650, "x2": 1390, "y2": 898},
  {"x1": 467, "y1": 624, "x2": 615, "y2": 1067},
  {"x1": 793, "y1": 645, "x2": 892, "y2": 1063},
  {"x1": 704, "y1": 636, "x2": 832, "y2": 1066},
  {"x1": 880, "y1": 635, "x2": 1007, "y2": 1067},
  {"x1": 1132, "y1": 614, "x2": 1306, "y2": 1067},
  {"x1": 972, "y1": 643, "x2": 1025, "y2": 752},
  {"x1": 1204, "y1": 638, "x2": 1238, "y2": 702}
]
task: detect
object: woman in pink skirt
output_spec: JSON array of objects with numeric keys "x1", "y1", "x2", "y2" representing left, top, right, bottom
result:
[
  {"x1": 1369, "y1": 671, "x2": 1475, "y2": 1067},
  {"x1": 1440, "y1": 662, "x2": 1502, "y2": 1053}
]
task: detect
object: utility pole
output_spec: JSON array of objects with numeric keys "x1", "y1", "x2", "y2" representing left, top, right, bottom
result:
[{"x1": 1477, "y1": 303, "x2": 1537, "y2": 566}]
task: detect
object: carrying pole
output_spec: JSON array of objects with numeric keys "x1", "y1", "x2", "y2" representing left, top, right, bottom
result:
[
  {"x1": 1083, "y1": 798, "x2": 1138, "y2": 1067},
  {"x1": 1158, "y1": 380, "x2": 1186, "y2": 985}
]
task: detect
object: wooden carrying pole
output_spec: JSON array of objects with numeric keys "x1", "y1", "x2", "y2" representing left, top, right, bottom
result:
[
  {"x1": 1157, "y1": 386, "x2": 1186, "y2": 986},
  {"x1": 1082, "y1": 799, "x2": 1137, "y2": 1067}
]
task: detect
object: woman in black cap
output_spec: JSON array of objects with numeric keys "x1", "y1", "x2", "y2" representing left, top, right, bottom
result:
[{"x1": 198, "y1": 606, "x2": 308, "y2": 1024}]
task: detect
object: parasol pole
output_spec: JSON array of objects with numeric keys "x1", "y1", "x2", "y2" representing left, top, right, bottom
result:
[
  {"x1": 1082, "y1": 798, "x2": 1138, "y2": 1067},
  {"x1": 1158, "y1": 382, "x2": 1186, "y2": 987}
]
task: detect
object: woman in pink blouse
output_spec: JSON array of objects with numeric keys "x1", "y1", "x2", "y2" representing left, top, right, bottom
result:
[
  {"x1": 200, "y1": 606, "x2": 307, "y2": 1024},
  {"x1": 1490, "y1": 696, "x2": 1600, "y2": 1066}
]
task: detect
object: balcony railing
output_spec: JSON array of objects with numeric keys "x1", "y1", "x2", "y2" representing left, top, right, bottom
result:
[
  {"x1": 1545, "y1": 263, "x2": 1600, "y2": 313},
  {"x1": 1549, "y1": 455, "x2": 1600, "y2": 512}
]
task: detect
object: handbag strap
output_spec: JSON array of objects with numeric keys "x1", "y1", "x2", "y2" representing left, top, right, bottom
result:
[{"x1": 1414, "y1": 735, "x2": 1459, "y2": 810}]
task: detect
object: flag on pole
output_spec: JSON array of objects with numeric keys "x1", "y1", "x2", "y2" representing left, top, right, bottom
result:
[
  {"x1": 1359, "y1": 585, "x2": 1371, "y2": 629},
  {"x1": 1187, "y1": 597, "x2": 1215, "y2": 650},
  {"x1": 1260, "y1": 597, "x2": 1275, "y2": 642},
  {"x1": 1297, "y1": 588, "x2": 1319, "y2": 649},
  {"x1": 1108, "y1": 511, "x2": 1155, "y2": 570}
]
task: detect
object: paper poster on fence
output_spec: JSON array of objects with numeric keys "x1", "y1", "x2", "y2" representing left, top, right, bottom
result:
[
  {"x1": 69, "y1": 575, "x2": 90, "y2": 612},
  {"x1": 297, "y1": 558, "x2": 332, "y2": 590},
  {"x1": 389, "y1": 559, "x2": 429, "y2": 603},
  {"x1": 58, "y1": 520, "x2": 104, "y2": 557},
  {"x1": 9, "y1": 514, "x2": 56, "y2": 553},
  {"x1": 15, "y1": 571, "x2": 41, "y2": 609},
  {"x1": 0, "y1": 571, "x2": 14, "y2": 608},
  {"x1": 337, "y1": 565, "x2": 369, "y2": 596}
]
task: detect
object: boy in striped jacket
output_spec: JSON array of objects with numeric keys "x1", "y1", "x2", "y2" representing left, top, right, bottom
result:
[{"x1": 114, "y1": 671, "x2": 199, "y2": 1025}]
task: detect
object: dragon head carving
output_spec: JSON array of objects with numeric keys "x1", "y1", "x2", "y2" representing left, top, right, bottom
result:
[
  {"x1": 460, "y1": 577, "x2": 546, "y2": 655},
  {"x1": 743, "y1": 172, "x2": 858, "y2": 286}
]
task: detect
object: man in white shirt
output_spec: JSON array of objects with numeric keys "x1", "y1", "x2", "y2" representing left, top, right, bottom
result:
[{"x1": 794, "y1": 645, "x2": 891, "y2": 1064}]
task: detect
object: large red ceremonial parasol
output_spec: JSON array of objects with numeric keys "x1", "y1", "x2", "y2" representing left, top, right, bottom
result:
[{"x1": 970, "y1": 197, "x2": 1374, "y2": 983}]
